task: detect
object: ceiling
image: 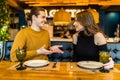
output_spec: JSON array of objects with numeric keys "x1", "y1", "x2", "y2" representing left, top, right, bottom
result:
[{"x1": 7, "y1": 0, "x2": 120, "y2": 10}]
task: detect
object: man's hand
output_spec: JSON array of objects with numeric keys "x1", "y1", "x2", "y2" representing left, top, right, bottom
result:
[
  {"x1": 37, "y1": 45, "x2": 53, "y2": 55},
  {"x1": 50, "y1": 45, "x2": 64, "y2": 53},
  {"x1": 37, "y1": 45, "x2": 64, "y2": 55}
]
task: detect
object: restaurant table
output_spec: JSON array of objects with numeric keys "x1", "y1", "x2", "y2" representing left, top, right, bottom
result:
[{"x1": 0, "y1": 61, "x2": 120, "y2": 80}]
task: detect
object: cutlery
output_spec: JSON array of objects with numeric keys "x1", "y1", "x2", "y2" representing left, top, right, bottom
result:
[
  {"x1": 15, "y1": 63, "x2": 20, "y2": 68},
  {"x1": 52, "y1": 62, "x2": 57, "y2": 68}
]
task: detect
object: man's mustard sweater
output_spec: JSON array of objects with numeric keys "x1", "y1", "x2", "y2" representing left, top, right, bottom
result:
[{"x1": 10, "y1": 27, "x2": 50, "y2": 61}]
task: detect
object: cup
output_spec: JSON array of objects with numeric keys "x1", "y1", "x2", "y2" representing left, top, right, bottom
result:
[
  {"x1": 16, "y1": 49, "x2": 26, "y2": 70},
  {"x1": 99, "y1": 51, "x2": 110, "y2": 64}
]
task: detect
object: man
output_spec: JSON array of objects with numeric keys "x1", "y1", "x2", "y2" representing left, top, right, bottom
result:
[{"x1": 10, "y1": 7, "x2": 63, "y2": 62}]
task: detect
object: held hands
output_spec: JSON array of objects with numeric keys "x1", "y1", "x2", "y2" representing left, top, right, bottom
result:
[
  {"x1": 37, "y1": 45, "x2": 64, "y2": 55},
  {"x1": 103, "y1": 57, "x2": 114, "y2": 69}
]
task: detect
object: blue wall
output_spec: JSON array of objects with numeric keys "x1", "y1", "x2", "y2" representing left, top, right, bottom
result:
[
  {"x1": 99, "y1": 10, "x2": 120, "y2": 37},
  {"x1": 18, "y1": 10, "x2": 27, "y2": 30}
]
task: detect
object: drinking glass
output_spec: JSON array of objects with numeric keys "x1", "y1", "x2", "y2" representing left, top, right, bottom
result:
[
  {"x1": 16, "y1": 49, "x2": 26, "y2": 70},
  {"x1": 99, "y1": 51, "x2": 110, "y2": 72},
  {"x1": 99, "y1": 51, "x2": 110, "y2": 64}
]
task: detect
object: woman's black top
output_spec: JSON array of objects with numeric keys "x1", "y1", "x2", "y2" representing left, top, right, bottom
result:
[{"x1": 72, "y1": 31, "x2": 107, "y2": 62}]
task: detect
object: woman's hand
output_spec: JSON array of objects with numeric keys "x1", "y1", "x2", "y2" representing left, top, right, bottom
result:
[
  {"x1": 103, "y1": 57, "x2": 114, "y2": 69},
  {"x1": 73, "y1": 32, "x2": 79, "y2": 45}
]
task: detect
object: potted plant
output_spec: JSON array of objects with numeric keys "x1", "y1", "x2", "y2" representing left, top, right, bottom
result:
[
  {"x1": 0, "y1": 0, "x2": 10, "y2": 41},
  {"x1": 0, "y1": 0, "x2": 10, "y2": 60}
]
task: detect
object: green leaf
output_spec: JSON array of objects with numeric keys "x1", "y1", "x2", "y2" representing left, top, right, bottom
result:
[{"x1": 0, "y1": 0, "x2": 10, "y2": 41}]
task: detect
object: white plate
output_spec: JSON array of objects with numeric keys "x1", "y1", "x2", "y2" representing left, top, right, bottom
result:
[
  {"x1": 24, "y1": 60, "x2": 49, "y2": 68},
  {"x1": 77, "y1": 61, "x2": 103, "y2": 70}
]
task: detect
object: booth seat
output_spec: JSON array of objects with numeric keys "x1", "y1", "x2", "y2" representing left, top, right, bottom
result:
[
  {"x1": 107, "y1": 43, "x2": 120, "y2": 63},
  {"x1": 1, "y1": 41, "x2": 73, "y2": 62},
  {"x1": 2, "y1": 41, "x2": 120, "y2": 63},
  {"x1": 49, "y1": 42, "x2": 120, "y2": 63},
  {"x1": 3, "y1": 41, "x2": 13, "y2": 60},
  {"x1": 0, "y1": 41, "x2": 13, "y2": 60},
  {"x1": 48, "y1": 41, "x2": 73, "y2": 62}
]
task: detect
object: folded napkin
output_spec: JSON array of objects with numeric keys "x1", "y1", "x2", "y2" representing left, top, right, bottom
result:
[
  {"x1": 8, "y1": 62, "x2": 60, "y2": 71},
  {"x1": 67, "y1": 62, "x2": 120, "y2": 73}
]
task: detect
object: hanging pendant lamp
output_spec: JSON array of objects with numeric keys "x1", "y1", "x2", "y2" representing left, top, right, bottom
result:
[
  {"x1": 53, "y1": 8, "x2": 71, "y2": 25},
  {"x1": 87, "y1": 8, "x2": 99, "y2": 24}
]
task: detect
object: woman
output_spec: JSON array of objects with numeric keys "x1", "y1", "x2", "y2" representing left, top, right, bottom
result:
[{"x1": 72, "y1": 10, "x2": 114, "y2": 69}]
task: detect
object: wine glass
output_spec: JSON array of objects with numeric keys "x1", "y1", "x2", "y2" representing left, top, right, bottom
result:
[
  {"x1": 16, "y1": 49, "x2": 26, "y2": 70},
  {"x1": 99, "y1": 51, "x2": 110, "y2": 73}
]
